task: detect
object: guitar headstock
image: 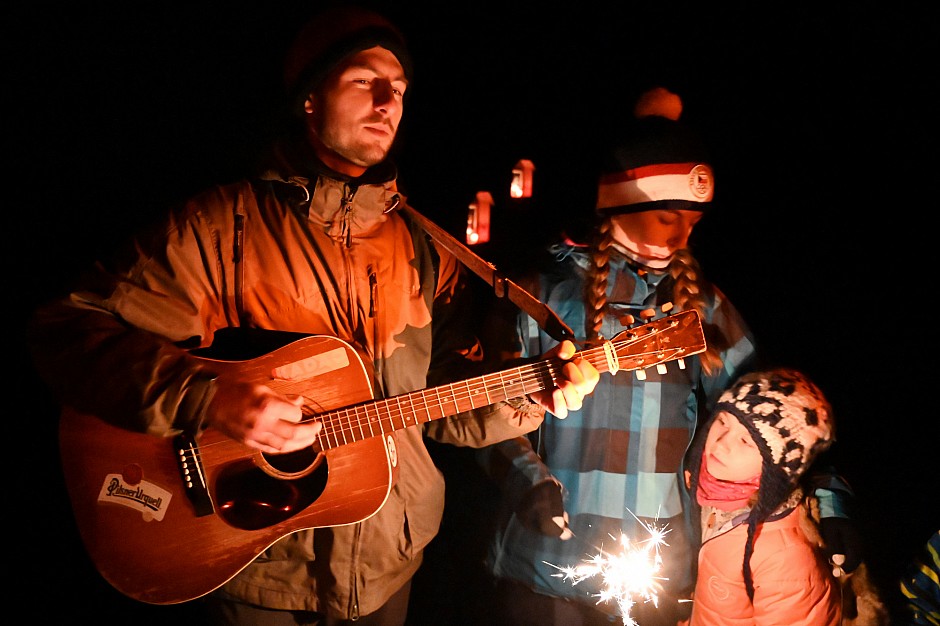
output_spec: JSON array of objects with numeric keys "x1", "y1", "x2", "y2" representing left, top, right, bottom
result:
[{"x1": 605, "y1": 308, "x2": 706, "y2": 379}]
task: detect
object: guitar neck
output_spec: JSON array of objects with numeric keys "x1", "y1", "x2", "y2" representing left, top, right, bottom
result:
[
  {"x1": 313, "y1": 310, "x2": 702, "y2": 449},
  {"x1": 313, "y1": 352, "x2": 590, "y2": 449}
]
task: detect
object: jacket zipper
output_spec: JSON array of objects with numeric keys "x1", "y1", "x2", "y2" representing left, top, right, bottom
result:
[
  {"x1": 368, "y1": 266, "x2": 378, "y2": 318},
  {"x1": 341, "y1": 186, "x2": 356, "y2": 249},
  {"x1": 351, "y1": 522, "x2": 362, "y2": 620},
  {"x1": 234, "y1": 212, "x2": 245, "y2": 321},
  {"x1": 339, "y1": 185, "x2": 361, "y2": 340},
  {"x1": 340, "y1": 183, "x2": 364, "y2": 621}
]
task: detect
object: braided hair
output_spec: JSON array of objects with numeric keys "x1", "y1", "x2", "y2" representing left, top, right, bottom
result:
[{"x1": 582, "y1": 216, "x2": 723, "y2": 375}]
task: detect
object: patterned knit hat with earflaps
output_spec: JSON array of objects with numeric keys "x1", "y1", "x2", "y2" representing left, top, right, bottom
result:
[
  {"x1": 694, "y1": 368, "x2": 836, "y2": 601},
  {"x1": 595, "y1": 86, "x2": 715, "y2": 216}
]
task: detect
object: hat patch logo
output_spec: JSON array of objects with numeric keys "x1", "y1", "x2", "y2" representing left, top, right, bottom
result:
[{"x1": 688, "y1": 164, "x2": 714, "y2": 201}]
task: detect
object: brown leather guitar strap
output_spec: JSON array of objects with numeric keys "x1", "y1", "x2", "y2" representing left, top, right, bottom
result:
[{"x1": 399, "y1": 202, "x2": 576, "y2": 343}]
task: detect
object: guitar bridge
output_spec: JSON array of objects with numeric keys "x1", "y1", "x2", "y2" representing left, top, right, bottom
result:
[{"x1": 173, "y1": 433, "x2": 214, "y2": 517}]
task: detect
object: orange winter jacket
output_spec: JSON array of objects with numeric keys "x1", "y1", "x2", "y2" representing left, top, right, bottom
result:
[{"x1": 690, "y1": 502, "x2": 841, "y2": 626}]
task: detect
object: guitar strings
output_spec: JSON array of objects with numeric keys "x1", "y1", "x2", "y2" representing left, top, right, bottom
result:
[
  {"x1": 310, "y1": 341, "x2": 684, "y2": 450},
  {"x1": 185, "y1": 313, "x2": 698, "y2": 467}
]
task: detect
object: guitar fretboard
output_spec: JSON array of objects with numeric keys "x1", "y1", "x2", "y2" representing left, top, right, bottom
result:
[{"x1": 311, "y1": 310, "x2": 702, "y2": 449}]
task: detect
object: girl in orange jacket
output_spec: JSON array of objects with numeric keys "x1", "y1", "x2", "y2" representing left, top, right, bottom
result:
[{"x1": 686, "y1": 369, "x2": 842, "y2": 626}]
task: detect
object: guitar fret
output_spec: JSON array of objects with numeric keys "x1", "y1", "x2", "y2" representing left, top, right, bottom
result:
[
  {"x1": 370, "y1": 404, "x2": 380, "y2": 436},
  {"x1": 407, "y1": 393, "x2": 419, "y2": 425},
  {"x1": 497, "y1": 371, "x2": 510, "y2": 398},
  {"x1": 324, "y1": 412, "x2": 338, "y2": 449},
  {"x1": 386, "y1": 398, "x2": 396, "y2": 432},
  {"x1": 354, "y1": 404, "x2": 366, "y2": 442},
  {"x1": 520, "y1": 365, "x2": 541, "y2": 396},
  {"x1": 337, "y1": 408, "x2": 347, "y2": 445},
  {"x1": 464, "y1": 379, "x2": 475, "y2": 410},
  {"x1": 377, "y1": 400, "x2": 388, "y2": 434},
  {"x1": 413, "y1": 390, "x2": 429, "y2": 424},
  {"x1": 440, "y1": 385, "x2": 455, "y2": 416},
  {"x1": 431, "y1": 386, "x2": 442, "y2": 421},
  {"x1": 481, "y1": 375, "x2": 493, "y2": 405},
  {"x1": 396, "y1": 395, "x2": 411, "y2": 429},
  {"x1": 423, "y1": 389, "x2": 433, "y2": 423},
  {"x1": 332, "y1": 411, "x2": 340, "y2": 447},
  {"x1": 502, "y1": 368, "x2": 524, "y2": 398},
  {"x1": 337, "y1": 408, "x2": 350, "y2": 446},
  {"x1": 369, "y1": 403, "x2": 380, "y2": 438},
  {"x1": 323, "y1": 412, "x2": 334, "y2": 449},
  {"x1": 342, "y1": 408, "x2": 356, "y2": 444}
]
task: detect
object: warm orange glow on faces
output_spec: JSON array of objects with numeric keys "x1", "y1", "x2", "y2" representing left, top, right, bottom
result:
[
  {"x1": 703, "y1": 412, "x2": 762, "y2": 482},
  {"x1": 609, "y1": 209, "x2": 702, "y2": 269},
  {"x1": 303, "y1": 46, "x2": 408, "y2": 177}
]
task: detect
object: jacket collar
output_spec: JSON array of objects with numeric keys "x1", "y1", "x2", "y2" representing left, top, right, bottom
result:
[{"x1": 260, "y1": 137, "x2": 403, "y2": 243}]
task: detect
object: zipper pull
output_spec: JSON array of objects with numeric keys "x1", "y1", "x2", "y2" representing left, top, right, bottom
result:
[
  {"x1": 368, "y1": 266, "x2": 378, "y2": 317},
  {"x1": 342, "y1": 186, "x2": 356, "y2": 248}
]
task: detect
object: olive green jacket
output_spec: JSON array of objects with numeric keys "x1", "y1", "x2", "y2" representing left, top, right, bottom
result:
[{"x1": 30, "y1": 153, "x2": 542, "y2": 618}]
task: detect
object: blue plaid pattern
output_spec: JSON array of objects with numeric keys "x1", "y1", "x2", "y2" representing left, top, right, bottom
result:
[{"x1": 477, "y1": 249, "x2": 756, "y2": 612}]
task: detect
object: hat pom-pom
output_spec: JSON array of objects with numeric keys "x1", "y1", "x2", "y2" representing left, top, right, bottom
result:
[{"x1": 633, "y1": 87, "x2": 683, "y2": 121}]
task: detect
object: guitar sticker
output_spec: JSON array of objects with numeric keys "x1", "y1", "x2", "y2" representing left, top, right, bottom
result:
[
  {"x1": 271, "y1": 346, "x2": 350, "y2": 381},
  {"x1": 97, "y1": 468, "x2": 173, "y2": 522}
]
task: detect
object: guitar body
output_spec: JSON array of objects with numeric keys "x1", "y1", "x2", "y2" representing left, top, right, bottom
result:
[{"x1": 59, "y1": 334, "x2": 397, "y2": 605}]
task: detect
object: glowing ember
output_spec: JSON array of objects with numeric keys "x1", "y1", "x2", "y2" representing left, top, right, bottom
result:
[{"x1": 547, "y1": 515, "x2": 670, "y2": 626}]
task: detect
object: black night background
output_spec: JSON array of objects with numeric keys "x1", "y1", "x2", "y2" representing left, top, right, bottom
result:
[{"x1": 10, "y1": 2, "x2": 937, "y2": 623}]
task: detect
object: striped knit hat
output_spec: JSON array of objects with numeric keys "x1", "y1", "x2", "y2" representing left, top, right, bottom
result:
[{"x1": 595, "y1": 87, "x2": 714, "y2": 216}]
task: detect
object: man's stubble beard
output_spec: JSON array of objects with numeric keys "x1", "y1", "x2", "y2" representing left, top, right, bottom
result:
[{"x1": 317, "y1": 117, "x2": 394, "y2": 169}]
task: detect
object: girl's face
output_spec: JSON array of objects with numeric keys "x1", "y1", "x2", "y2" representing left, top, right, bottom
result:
[
  {"x1": 609, "y1": 209, "x2": 702, "y2": 269},
  {"x1": 703, "y1": 412, "x2": 763, "y2": 482}
]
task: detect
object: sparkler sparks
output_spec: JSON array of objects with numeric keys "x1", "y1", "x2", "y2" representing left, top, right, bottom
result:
[{"x1": 547, "y1": 515, "x2": 670, "y2": 626}]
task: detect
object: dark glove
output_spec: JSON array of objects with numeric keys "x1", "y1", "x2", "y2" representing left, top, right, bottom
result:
[
  {"x1": 516, "y1": 479, "x2": 572, "y2": 539},
  {"x1": 819, "y1": 516, "x2": 864, "y2": 575}
]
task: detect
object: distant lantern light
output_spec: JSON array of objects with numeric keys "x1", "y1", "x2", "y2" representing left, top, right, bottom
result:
[
  {"x1": 510, "y1": 159, "x2": 535, "y2": 199},
  {"x1": 466, "y1": 191, "x2": 493, "y2": 245}
]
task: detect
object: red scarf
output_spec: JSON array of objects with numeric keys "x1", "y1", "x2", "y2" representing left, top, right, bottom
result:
[{"x1": 696, "y1": 456, "x2": 760, "y2": 511}]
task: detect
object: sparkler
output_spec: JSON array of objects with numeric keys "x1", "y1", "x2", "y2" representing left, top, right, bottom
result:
[{"x1": 546, "y1": 513, "x2": 670, "y2": 626}]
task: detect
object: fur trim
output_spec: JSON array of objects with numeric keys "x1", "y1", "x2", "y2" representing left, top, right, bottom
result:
[{"x1": 804, "y1": 496, "x2": 890, "y2": 626}]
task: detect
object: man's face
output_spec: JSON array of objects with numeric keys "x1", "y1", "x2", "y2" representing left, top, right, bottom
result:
[{"x1": 303, "y1": 46, "x2": 408, "y2": 177}]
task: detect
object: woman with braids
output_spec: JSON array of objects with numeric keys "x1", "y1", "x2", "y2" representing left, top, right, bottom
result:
[{"x1": 474, "y1": 88, "x2": 858, "y2": 626}]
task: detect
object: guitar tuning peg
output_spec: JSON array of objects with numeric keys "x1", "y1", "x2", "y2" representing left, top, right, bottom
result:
[
  {"x1": 635, "y1": 368, "x2": 647, "y2": 381},
  {"x1": 677, "y1": 358, "x2": 686, "y2": 370},
  {"x1": 619, "y1": 314, "x2": 636, "y2": 327},
  {"x1": 656, "y1": 363, "x2": 667, "y2": 375},
  {"x1": 640, "y1": 308, "x2": 656, "y2": 321},
  {"x1": 660, "y1": 302, "x2": 674, "y2": 314}
]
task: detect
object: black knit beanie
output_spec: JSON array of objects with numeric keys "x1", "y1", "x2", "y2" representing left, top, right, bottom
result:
[{"x1": 282, "y1": 6, "x2": 413, "y2": 117}]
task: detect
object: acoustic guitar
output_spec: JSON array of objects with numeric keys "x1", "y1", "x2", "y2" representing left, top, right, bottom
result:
[{"x1": 59, "y1": 309, "x2": 706, "y2": 604}]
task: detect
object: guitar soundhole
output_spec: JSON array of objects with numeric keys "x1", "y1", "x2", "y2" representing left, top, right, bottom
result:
[
  {"x1": 214, "y1": 455, "x2": 328, "y2": 531},
  {"x1": 264, "y1": 447, "x2": 319, "y2": 475}
]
